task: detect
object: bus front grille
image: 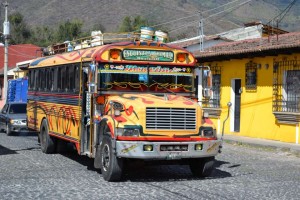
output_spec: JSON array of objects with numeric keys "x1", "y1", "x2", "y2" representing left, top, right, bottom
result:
[{"x1": 146, "y1": 107, "x2": 196, "y2": 130}]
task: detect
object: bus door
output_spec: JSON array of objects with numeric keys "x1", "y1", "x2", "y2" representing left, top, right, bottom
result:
[{"x1": 81, "y1": 63, "x2": 97, "y2": 156}]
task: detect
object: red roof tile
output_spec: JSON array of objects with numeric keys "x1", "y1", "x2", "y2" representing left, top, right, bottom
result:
[
  {"x1": 195, "y1": 32, "x2": 300, "y2": 60},
  {"x1": 0, "y1": 44, "x2": 42, "y2": 74}
]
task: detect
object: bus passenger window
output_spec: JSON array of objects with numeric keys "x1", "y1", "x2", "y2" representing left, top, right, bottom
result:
[
  {"x1": 34, "y1": 70, "x2": 39, "y2": 91},
  {"x1": 59, "y1": 66, "x2": 67, "y2": 92},
  {"x1": 50, "y1": 68, "x2": 54, "y2": 91},
  {"x1": 75, "y1": 65, "x2": 80, "y2": 92},
  {"x1": 57, "y1": 67, "x2": 62, "y2": 91},
  {"x1": 69, "y1": 65, "x2": 75, "y2": 92},
  {"x1": 40, "y1": 69, "x2": 45, "y2": 91},
  {"x1": 45, "y1": 69, "x2": 50, "y2": 91}
]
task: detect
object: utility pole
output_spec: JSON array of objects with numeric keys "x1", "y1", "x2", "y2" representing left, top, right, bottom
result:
[
  {"x1": 198, "y1": 13, "x2": 204, "y2": 106},
  {"x1": 199, "y1": 13, "x2": 204, "y2": 52},
  {"x1": 2, "y1": 1, "x2": 9, "y2": 102}
]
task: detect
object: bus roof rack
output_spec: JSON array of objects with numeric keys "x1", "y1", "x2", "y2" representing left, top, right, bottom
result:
[{"x1": 43, "y1": 30, "x2": 169, "y2": 56}]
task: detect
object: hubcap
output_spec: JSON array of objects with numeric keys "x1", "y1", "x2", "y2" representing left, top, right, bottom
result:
[{"x1": 102, "y1": 144, "x2": 110, "y2": 172}]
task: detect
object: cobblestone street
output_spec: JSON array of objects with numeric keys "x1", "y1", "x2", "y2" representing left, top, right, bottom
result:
[{"x1": 0, "y1": 132, "x2": 300, "y2": 200}]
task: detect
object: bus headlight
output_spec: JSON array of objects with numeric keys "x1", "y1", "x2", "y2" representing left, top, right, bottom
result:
[
  {"x1": 112, "y1": 102, "x2": 123, "y2": 117},
  {"x1": 123, "y1": 128, "x2": 140, "y2": 136},
  {"x1": 199, "y1": 127, "x2": 216, "y2": 138},
  {"x1": 116, "y1": 127, "x2": 140, "y2": 137}
]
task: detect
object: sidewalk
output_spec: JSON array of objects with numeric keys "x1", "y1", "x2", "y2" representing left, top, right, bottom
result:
[{"x1": 219, "y1": 134, "x2": 300, "y2": 156}]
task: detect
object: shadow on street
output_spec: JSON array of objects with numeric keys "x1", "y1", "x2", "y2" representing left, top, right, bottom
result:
[{"x1": 61, "y1": 150, "x2": 234, "y2": 182}]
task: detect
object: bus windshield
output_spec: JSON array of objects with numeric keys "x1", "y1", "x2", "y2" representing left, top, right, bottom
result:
[{"x1": 98, "y1": 64, "x2": 194, "y2": 93}]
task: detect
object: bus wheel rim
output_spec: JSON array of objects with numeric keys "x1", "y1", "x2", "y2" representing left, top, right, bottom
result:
[{"x1": 102, "y1": 144, "x2": 110, "y2": 171}]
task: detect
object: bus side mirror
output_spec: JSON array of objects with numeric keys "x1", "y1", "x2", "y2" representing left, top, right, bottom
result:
[
  {"x1": 203, "y1": 88, "x2": 212, "y2": 98},
  {"x1": 203, "y1": 69, "x2": 212, "y2": 98}
]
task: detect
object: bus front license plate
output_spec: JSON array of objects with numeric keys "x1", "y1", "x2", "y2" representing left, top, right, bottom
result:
[{"x1": 166, "y1": 153, "x2": 181, "y2": 160}]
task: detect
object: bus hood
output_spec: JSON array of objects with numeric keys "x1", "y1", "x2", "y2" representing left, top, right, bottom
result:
[{"x1": 105, "y1": 93, "x2": 201, "y2": 136}]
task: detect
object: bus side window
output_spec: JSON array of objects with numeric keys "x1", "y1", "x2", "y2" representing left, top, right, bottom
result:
[
  {"x1": 69, "y1": 65, "x2": 75, "y2": 92},
  {"x1": 75, "y1": 64, "x2": 80, "y2": 92},
  {"x1": 45, "y1": 69, "x2": 49, "y2": 91},
  {"x1": 57, "y1": 67, "x2": 62, "y2": 92},
  {"x1": 40, "y1": 69, "x2": 47, "y2": 91},
  {"x1": 52, "y1": 67, "x2": 58, "y2": 92},
  {"x1": 45, "y1": 68, "x2": 53, "y2": 91},
  {"x1": 62, "y1": 66, "x2": 68, "y2": 92},
  {"x1": 50, "y1": 68, "x2": 54, "y2": 91},
  {"x1": 66, "y1": 64, "x2": 75, "y2": 93},
  {"x1": 34, "y1": 69, "x2": 39, "y2": 91}
]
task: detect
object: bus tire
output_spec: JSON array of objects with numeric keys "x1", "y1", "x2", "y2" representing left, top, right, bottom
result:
[
  {"x1": 189, "y1": 156, "x2": 215, "y2": 177},
  {"x1": 94, "y1": 144, "x2": 102, "y2": 170},
  {"x1": 100, "y1": 135, "x2": 123, "y2": 182},
  {"x1": 40, "y1": 119, "x2": 56, "y2": 154}
]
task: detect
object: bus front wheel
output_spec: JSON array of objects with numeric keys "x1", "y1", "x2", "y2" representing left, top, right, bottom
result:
[
  {"x1": 100, "y1": 135, "x2": 123, "y2": 182},
  {"x1": 40, "y1": 119, "x2": 56, "y2": 154}
]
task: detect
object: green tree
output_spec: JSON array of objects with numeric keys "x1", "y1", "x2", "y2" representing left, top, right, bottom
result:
[
  {"x1": 118, "y1": 16, "x2": 148, "y2": 32},
  {"x1": 8, "y1": 12, "x2": 31, "y2": 44},
  {"x1": 31, "y1": 26, "x2": 55, "y2": 47},
  {"x1": 91, "y1": 23, "x2": 106, "y2": 33},
  {"x1": 56, "y1": 19, "x2": 83, "y2": 42},
  {"x1": 119, "y1": 16, "x2": 133, "y2": 32},
  {"x1": 132, "y1": 16, "x2": 147, "y2": 31}
]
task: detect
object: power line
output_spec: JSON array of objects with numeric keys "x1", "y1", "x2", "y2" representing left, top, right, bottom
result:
[
  {"x1": 204, "y1": 0, "x2": 252, "y2": 20},
  {"x1": 152, "y1": 13, "x2": 198, "y2": 28},
  {"x1": 267, "y1": 0, "x2": 298, "y2": 25},
  {"x1": 168, "y1": 20, "x2": 199, "y2": 33},
  {"x1": 201, "y1": 0, "x2": 244, "y2": 15},
  {"x1": 168, "y1": 0, "x2": 252, "y2": 33},
  {"x1": 151, "y1": 0, "x2": 245, "y2": 28}
]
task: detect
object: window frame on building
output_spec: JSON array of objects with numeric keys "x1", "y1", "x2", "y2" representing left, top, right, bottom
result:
[
  {"x1": 273, "y1": 59, "x2": 300, "y2": 124},
  {"x1": 245, "y1": 61, "x2": 257, "y2": 90}
]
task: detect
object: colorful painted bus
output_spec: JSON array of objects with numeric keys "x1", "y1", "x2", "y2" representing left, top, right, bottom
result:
[{"x1": 27, "y1": 33, "x2": 222, "y2": 181}]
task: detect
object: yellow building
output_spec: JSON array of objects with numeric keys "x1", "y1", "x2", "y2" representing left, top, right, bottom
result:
[{"x1": 195, "y1": 32, "x2": 300, "y2": 144}]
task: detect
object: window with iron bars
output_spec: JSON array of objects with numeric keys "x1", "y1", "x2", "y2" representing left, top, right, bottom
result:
[
  {"x1": 202, "y1": 65, "x2": 221, "y2": 108},
  {"x1": 273, "y1": 60, "x2": 300, "y2": 113},
  {"x1": 245, "y1": 61, "x2": 257, "y2": 90}
]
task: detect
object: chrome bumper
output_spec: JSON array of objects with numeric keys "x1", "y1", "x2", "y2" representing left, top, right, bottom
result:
[{"x1": 116, "y1": 140, "x2": 222, "y2": 160}]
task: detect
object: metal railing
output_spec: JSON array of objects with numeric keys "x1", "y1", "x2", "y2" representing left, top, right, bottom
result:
[
  {"x1": 273, "y1": 59, "x2": 300, "y2": 113},
  {"x1": 44, "y1": 31, "x2": 169, "y2": 56}
]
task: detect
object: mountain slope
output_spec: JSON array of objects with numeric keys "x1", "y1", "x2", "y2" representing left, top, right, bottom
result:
[{"x1": 1, "y1": 0, "x2": 299, "y2": 40}]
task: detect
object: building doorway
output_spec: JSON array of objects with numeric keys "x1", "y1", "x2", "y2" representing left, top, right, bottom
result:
[{"x1": 230, "y1": 79, "x2": 241, "y2": 132}]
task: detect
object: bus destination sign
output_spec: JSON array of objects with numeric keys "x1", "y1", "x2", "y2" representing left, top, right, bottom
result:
[{"x1": 122, "y1": 49, "x2": 174, "y2": 62}]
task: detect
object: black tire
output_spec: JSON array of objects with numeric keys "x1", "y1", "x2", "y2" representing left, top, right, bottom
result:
[
  {"x1": 100, "y1": 135, "x2": 123, "y2": 182},
  {"x1": 94, "y1": 144, "x2": 102, "y2": 170},
  {"x1": 6, "y1": 124, "x2": 12, "y2": 136},
  {"x1": 189, "y1": 157, "x2": 215, "y2": 177},
  {"x1": 40, "y1": 119, "x2": 56, "y2": 154},
  {"x1": 37, "y1": 133, "x2": 41, "y2": 143}
]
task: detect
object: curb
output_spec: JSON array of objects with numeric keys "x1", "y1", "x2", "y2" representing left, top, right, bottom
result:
[{"x1": 223, "y1": 139, "x2": 300, "y2": 157}]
